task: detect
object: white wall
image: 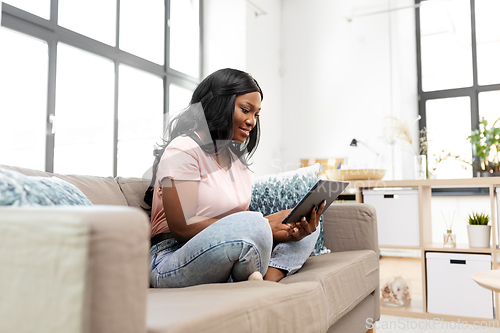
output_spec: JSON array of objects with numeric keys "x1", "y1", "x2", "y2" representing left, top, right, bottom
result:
[
  {"x1": 280, "y1": 0, "x2": 418, "y2": 179},
  {"x1": 203, "y1": 0, "x2": 283, "y2": 176},
  {"x1": 203, "y1": 0, "x2": 247, "y2": 76},
  {"x1": 204, "y1": 0, "x2": 419, "y2": 180},
  {"x1": 245, "y1": 0, "x2": 283, "y2": 176}
]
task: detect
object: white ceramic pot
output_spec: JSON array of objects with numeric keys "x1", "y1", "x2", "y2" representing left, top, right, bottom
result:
[{"x1": 467, "y1": 225, "x2": 491, "y2": 248}]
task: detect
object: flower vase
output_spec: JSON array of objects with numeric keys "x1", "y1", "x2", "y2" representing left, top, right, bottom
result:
[{"x1": 414, "y1": 155, "x2": 427, "y2": 180}]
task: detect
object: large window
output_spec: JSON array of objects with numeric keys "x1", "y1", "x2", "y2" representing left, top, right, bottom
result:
[
  {"x1": 0, "y1": 0, "x2": 200, "y2": 177},
  {"x1": 417, "y1": 0, "x2": 500, "y2": 178}
]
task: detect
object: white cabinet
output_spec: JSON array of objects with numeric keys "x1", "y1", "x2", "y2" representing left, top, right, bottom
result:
[
  {"x1": 363, "y1": 189, "x2": 420, "y2": 247},
  {"x1": 426, "y1": 252, "x2": 494, "y2": 319},
  {"x1": 497, "y1": 187, "x2": 500, "y2": 249},
  {"x1": 354, "y1": 177, "x2": 500, "y2": 321}
]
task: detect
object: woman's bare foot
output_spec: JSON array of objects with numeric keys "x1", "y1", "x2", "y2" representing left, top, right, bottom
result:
[
  {"x1": 247, "y1": 271, "x2": 263, "y2": 281},
  {"x1": 263, "y1": 267, "x2": 286, "y2": 282}
]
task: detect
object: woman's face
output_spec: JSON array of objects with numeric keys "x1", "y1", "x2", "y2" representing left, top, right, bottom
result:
[{"x1": 232, "y1": 91, "x2": 261, "y2": 143}]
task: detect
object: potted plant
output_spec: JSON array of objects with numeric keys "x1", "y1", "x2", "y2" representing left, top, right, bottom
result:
[
  {"x1": 467, "y1": 212, "x2": 491, "y2": 248},
  {"x1": 468, "y1": 117, "x2": 500, "y2": 176},
  {"x1": 431, "y1": 117, "x2": 500, "y2": 177}
]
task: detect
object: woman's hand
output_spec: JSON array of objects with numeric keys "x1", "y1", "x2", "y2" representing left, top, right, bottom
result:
[
  {"x1": 265, "y1": 209, "x2": 293, "y2": 240},
  {"x1": 290, "y1": 200, "x2": 326, "y2": 241}
]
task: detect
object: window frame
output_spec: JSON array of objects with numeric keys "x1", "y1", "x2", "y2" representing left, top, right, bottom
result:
[
  {"x1": 415, "y1": 0, "x2": 500, "y2": 176},
  {"x1": 0, "y1": 0, "x2": 202, "y2": 176}
]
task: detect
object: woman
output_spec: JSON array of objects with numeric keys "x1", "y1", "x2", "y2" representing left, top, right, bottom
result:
[{"x1": 146, "y1": 68, "x2": 325, "y2": 288}]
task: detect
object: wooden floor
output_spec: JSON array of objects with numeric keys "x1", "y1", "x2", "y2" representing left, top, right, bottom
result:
[{"x1": 379, "y1": 256, "x2": 422, "y2": 312}]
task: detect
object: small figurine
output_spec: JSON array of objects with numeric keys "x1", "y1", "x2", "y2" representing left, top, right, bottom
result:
[{"x1": 381, "y1": 276, "x2": 411, "y2": 307}]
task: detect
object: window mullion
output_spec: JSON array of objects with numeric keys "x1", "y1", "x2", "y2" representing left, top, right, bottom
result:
[
  {"x1": 164, "y1": 0, "x2": 170, "y2": 125},
  {"x1": 165, "y1": 0, "x2": 170, "y2": 71},
  {"x1": 164, "y1": 76, "x2": 169, "y2": 135},
  {"x1": 415, "y1": 0, "x2": 424, "y2": 132},
  {"x1": 113, "y1": 62, "x2": 119, "y2": 178},
  {"x1": 45, "y1": 37, "x2": 57, "y2": 173},
  {"x1": 470, "y1": 0, "x2": 480, "y2": 176},
  {"x1": 470, "y1": 92, "x2": 480, "y2": 176},
  {"x1": 469, "y1": 0, "x2": 479, "y2": 128},
  {"x1": 113, "y1": 1, "x2": 121, "y2": 178},
  {"x1": 199, "y1": 0, "x2": 204, "y2": 79},
  {"x1": 116, "y1": 0, "x2": 120, "y2": 48},
  {"x1": 470, "y1": 0, "x2": 479, "y2": 89},
  {"x1": 44, "y1": 0, "x2": 58, "y2": 173},
  {"x1": 50, "y1": 0, "x2": 58, "y2": 28}
]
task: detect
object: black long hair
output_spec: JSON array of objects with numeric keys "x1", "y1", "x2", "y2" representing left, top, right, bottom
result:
[{"x1": 144, "y1": 68, "x2": 263, "y2": 207}]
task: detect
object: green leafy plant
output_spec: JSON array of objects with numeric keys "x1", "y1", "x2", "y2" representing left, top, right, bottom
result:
[
  {"x1": 467, "y1": 212, "x2": 490, "y2": 226},
  {"x1": 468, "y1": 117, "x2": 500, "y2": 173},
  {"x1": 431, "y1": 117, "x2": 500, "y2": 174}
]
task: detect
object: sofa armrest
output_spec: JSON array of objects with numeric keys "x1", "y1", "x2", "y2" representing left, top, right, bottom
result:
[
  {"x1": 84, "y1": 206, "x2": 150, "y2": 333},
  {"x1": 0, "y1": 206, "x2": 150, "y2": 333},
  {"x1": 323, "y1": 203, "x2": 378, "y2": 254},
  {"x1": 322, "y1": 203, "x2": 380, "y2": 322}
]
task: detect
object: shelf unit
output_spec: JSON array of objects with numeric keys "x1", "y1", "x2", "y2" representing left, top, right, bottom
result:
[{"x1": 348, "y1": 177, "x2": 500, "y2": 323}]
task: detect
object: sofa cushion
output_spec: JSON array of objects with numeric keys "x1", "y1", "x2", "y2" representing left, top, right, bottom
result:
[
  {"x1": 279, "y1": 250, "x2": 379, "y2": 328},
  {"x1": 53, "y1": 174, "x2": 128, "y2": 206},
  {"x1": 0, "y1": 165, "x2": 128, "y2": 206},
  {"x1": 0, "y1": 167, "x2": 92, "y2": 206},
  {"x1": 249, "y1": 163, "x2": 329, "y2": 256},
  {"x1": 146, "y1": 281, "x2": 328, "y2": 333},
  {"x1": 0, "y1": 165, "x2": 50, "y2": 177},
  {"x1": 116, "y1": 176, "x2": 150, "y2": 210}
]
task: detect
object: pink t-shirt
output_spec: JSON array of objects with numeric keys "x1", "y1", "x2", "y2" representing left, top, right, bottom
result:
[{"x1": 150, "y1": 135, "x2": 252, "y2": 237}]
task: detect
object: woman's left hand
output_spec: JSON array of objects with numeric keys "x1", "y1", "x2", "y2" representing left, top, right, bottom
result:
[{"x1": 290, "y1": 200, "x2": 326, "y2": 241}]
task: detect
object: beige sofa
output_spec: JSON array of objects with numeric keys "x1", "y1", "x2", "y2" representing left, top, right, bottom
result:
[{"x1": 0, "y1": 165, "x2": 380, "y2": 333}]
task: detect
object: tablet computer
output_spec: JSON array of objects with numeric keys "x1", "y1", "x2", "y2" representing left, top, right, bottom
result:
[{"x1": 282, "y1": 180, "x2": 349, "y2": 224}]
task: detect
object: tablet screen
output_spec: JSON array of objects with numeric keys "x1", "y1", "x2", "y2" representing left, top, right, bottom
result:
[{"x1": 282, "y1": 180, "x2": 349, "y2": 224}]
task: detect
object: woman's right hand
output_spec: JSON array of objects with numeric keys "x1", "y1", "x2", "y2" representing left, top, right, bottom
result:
[{"x1": 265, "y1": 209, "x2": 294, "y2": 240}]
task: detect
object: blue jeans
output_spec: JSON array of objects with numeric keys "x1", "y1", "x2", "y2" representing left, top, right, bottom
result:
[{"x1": 149, "y1": 211, "x2": 320, "y2": 288}]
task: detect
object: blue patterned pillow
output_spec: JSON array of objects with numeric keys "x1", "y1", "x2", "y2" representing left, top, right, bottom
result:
[
  {"x1": 0, "y1": 168, "x2": 92, "y2": 206},
  {"x1": 249, "y1": 163, "x2": 330, "y2": 256}
]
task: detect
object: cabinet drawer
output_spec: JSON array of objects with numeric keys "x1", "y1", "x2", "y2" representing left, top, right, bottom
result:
[
  {"x1": 426, "y1": 252, "x2": 493, "y2": 319},
  {"x1": 363, "y1": 189, "x2": 420, "y2": 247}
]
